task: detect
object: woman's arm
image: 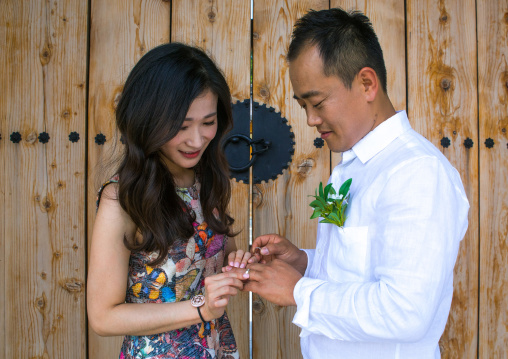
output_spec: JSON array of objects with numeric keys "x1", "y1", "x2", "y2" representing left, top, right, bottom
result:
[{"x1": 87, "y1": 184, "x2": 243, "y2": 337}]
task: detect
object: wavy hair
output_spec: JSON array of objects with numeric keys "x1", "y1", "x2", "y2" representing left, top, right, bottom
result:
[{"x1": 114, "y1": 43, "x2": 235, "y2": 265}]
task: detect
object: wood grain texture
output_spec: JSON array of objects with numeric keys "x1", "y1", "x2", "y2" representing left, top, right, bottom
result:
[
  {"x1": 330, "y1": 0, "x2": 406, "y2": 166},
  {"x1": 0, "y1": 0, "x2": 88, "y2": 357},
  {"x1": 252, "y1": 1, "x2": 329, "y2": 358},
  {"x1": 478, "y1": 0, "x2": 508, "y2": 357},
  {"x1": 171, "y1": 1, "x2": 252, "y2": 357},
  {"x1": 87, "y1": 1, "x2": 170, "y2": 357},
  {"x1": 407, "y1": 0, "x2": 478, "y2": 357}
]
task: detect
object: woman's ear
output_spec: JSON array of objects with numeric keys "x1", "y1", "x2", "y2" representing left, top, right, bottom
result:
[{"x1": 358, "y1": 67, "x2": 379, "y2": 102}]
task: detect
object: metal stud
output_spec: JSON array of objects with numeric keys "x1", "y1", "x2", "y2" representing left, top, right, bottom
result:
[
  {"x1": 10, "y1": 132, "x2": 22, "y2": 143},
  {"x1": 484, "y1": 138, "x2": 494, "y2": 148},
  {"x1": 463, "y1": 138, "x2": 473, "y2": 149},
  {"x1": 69, "y1": 132, "x2": 80, "y2": 143},
  {"x1": 95, "y1": 133, "x2": 106, "y2": 145},
  {"x1": 314, "y1": 137, "x2": 324, "y2": 148},
  {"x1": 440, "y1": 137, "x2": 451, "y2": 148},
  {"x1": 38, "y1": 132, "x2": 50, "y2": 144}
]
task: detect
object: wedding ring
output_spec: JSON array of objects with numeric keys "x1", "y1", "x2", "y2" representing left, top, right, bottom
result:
[{"x1": 245, "y1": 269, "x2": 250, "y2": 275}]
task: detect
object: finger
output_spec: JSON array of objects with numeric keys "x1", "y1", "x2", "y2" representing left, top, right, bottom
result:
[
  {"x1": 233, "y1": 249, "x2": 245, "y2": 267},
  {"x1": 213, "y1": 297, "x2": 229, "y2": 308},
  {"x1": 247, "y1": 252, "x2": 259, "y2": 264},
  {"x1": 251, "y1": 234, "x2": 278, "y2": 252},
  {"x1": 228, "y1": 251, "x2": 237, "y2": 267},
  {"x1": 205, "y1": 272, "x2": 243, "y2": 290},
  {"x1": 240, "y1": 252, "x2": 252, "y2": 268},
  {"x1": 243, "y1": 280, "x2": 261, "y2": 293},
  {"x1": 242, "y1": 264, "x2": 264, "y2": 280},
  {"x1": 221, "y1": 265, "x2": 233, "y2": 272},
  {"x1": 209, "y1": 283, "x2": 240, "y2": 300}
]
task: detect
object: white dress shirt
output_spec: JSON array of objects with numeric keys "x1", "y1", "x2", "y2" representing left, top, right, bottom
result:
[{"x1": 293, "y1": 111, "x2": 469, "y2": 359}]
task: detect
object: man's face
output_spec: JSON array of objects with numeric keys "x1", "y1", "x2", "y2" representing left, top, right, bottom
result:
[{"x1": 289, "y1": 45, "x2": 373, "y2": 153}]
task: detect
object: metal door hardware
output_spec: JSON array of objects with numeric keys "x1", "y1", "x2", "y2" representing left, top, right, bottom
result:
[{"x1": 224, "y1": 100, "x2": 295, "y2": 183}]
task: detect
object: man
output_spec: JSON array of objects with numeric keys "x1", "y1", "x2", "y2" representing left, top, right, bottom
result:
[{"x1": 240, "y1": 8, "x2": 469, "y2": 359}]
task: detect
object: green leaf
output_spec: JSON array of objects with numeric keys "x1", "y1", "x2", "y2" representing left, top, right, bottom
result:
[
  {"x1": 319, "y1": 218, "x2": 334, "y2": 224},
  {"x1": 339, "y1": 178, "x2": 352, "y2": 197},
  {"x1": 313, "y1": 195, "x2": 328, "y2": 208},
  {"x1": 310, "y1": 210, "x2": 322, "y2": 219},
  {"x1": 328, "y1": 212, "x2": 341, "y2": 222},
  {"x1": 310, "y1": 199, "x2": 325, "y2": 210},
  {"x1": 324, "y1": 183, "x2": 333, "y2": 199},
  {"x1": 318, "y1": 182, "x2": 324, "y2": 198}
]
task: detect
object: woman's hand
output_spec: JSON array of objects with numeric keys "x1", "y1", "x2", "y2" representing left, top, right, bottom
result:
[
  {"x1": 222, "y1": 249, "x2": 259, "y2": 272},
  {"x1": 200, "y1": 272, "x2": 244, "y2": 321}
]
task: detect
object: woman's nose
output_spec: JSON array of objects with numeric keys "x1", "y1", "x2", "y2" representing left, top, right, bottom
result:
[{"x1": 185, "y1": 128, "x2": 204, "y2": 148}]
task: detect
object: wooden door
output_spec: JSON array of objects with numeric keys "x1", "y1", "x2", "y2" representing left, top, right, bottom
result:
[
  {"x1": 251, "y1": 1, "x2": 329, "y2": 358},
  {"x1": 87, "y1": 0, "x2": 251, "y2": 357},
  {"x1": 171, "y1": 1, "x2": 252, "y2": 357},
  {"x1": 478, "y1": 0, "x2": 508, "y2": 357},
  {"x1": 1, "y1": 0, "x2": 507, "y2": 358},
  {"x1": 407, "y1": 0, "x2": 479, "y2": 358},
  {"x1": 1, "y1": 0, "x2": 88, "y2": 357},
  {"x1": 251, "y1": 1, "x2": 406, "y2": 357},
  {"x1": 87, "y1": 1, "x2": 171, "y2": 357},
  {"x1": 407, "y1": 0, "x2": 479, "y2": 357}
]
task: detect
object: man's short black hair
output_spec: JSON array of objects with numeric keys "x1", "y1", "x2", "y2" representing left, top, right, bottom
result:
[{"x1": 287, "y1": 8, "x2": 387, "y2": 93}]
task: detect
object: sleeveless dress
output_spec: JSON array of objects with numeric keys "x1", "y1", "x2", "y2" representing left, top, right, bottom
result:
[{"x1": 97, "y1": 176, "x2": 239, "y2": 359}]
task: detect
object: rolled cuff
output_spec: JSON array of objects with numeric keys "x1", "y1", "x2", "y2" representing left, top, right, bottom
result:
[
  {"x1": 293, "y1": 276, "x2": 327, "y2": 337},
  {"x1": 300, "y1": 249, "x2": 315, "y2": 277}
]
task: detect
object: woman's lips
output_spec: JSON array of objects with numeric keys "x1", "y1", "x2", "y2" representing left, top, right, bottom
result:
[{"x1": 180, "y1": 150, "x2": 201, "y2": 159}]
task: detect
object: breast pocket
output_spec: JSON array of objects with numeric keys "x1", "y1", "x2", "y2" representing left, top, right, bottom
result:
[{"x1": 326, "y1": 226, "x2": 369, "y2": 283}]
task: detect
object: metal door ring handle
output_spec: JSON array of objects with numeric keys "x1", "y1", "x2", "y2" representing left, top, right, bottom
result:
[{"x1": 223, "y1": 134, "x2": 271, "y2": 172}]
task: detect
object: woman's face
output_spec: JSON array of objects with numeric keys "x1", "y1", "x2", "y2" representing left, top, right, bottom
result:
[{"x1": 160, "y1": 89, "x2": 218, "y2": 178}]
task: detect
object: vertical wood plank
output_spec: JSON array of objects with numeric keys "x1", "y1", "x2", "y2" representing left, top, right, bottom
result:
[
  {"x1": 252, "y1": 1, "x2": 329, "y2": 358},
  {"x1": 87, "y1": 1, "x2": 170, "y2": 357},
  {"x1": 0, "y1": 0, "x2": 88, "y2": 357},
  {"x1": 171, "y1": 1, "x2": 251, "y2": 357},
  {"x1": 330, "y1": 0, "x2": 406, "y2": 166},
  {"x1": 478, "y1": 1, "x2": 508, "y2": 357},
  {"x1": 407, "y1": 0, "x2": 478, "y2": 357}
]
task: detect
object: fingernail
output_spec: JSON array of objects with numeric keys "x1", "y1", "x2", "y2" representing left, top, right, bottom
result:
[
  {"x1": 243, "y1": 273, "x2": 250, "y2": 279},
  {"x1": 234, "y1": 262, "x2": 240, "y2": 267},
  {"x1": 261, "y1": 247, "x2": 269, "y2": 255},
  {"x1": 226, "y1": 266, "x2": 232, "y2": 271},
  {"x1": 240, "y1": 263, "x2": 246, "y2": 268},
  {"x1": 229, "y1": 261, "x2": 234, "y2": 266}
]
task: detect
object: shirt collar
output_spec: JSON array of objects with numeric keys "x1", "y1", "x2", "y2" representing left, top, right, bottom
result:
[{"x1": 343, "y1": 110, "x2": 410, "y2": 165}]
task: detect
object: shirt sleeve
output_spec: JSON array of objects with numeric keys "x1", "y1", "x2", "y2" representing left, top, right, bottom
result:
[
  {"x1": 293, "y1": 157, "x2": 469, "y2": 342},
  {"x1": 300, "y1": 249, "x2": 315, "y2": 277}
]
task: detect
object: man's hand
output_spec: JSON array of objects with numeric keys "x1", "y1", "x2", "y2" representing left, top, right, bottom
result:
[
  {"x1": 250, "y1": 234, "x2": 308, "y2": 275},
  {"x1": 241, "y1": 259, "x2": 302, "y2": 306}
]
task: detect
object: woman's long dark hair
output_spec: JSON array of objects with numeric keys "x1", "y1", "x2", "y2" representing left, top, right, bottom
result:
[{"x1": 115, "y1": 43, "x2": 235, "y2": 265}]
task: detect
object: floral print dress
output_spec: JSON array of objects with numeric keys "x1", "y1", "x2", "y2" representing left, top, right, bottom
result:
[{"x1": 97, "y1": 177, "x2": 239, "y2": 359}]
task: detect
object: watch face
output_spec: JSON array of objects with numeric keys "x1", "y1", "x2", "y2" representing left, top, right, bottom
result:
[{"x1": 191, "y1": 294, "x2": 205, "y2": 307}]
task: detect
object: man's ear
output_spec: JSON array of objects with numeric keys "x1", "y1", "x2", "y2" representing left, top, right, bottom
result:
[{"x1": 357, "y1": 67, "x2": 379, "y2": 102}]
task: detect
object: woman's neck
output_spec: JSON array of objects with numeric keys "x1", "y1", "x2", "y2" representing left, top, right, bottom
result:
[{"x1": 172, "y1": 167, "x2": 195, "y2": 188}]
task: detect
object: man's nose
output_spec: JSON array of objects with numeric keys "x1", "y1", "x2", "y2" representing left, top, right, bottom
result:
[{"x1": 306, "y1": 109, "x2": 322, "y2": 127}]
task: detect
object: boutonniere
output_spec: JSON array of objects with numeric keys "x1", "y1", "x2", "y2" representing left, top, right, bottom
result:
[{"x1": 309, "y1": 178, "x2": 352, "y2": 227}]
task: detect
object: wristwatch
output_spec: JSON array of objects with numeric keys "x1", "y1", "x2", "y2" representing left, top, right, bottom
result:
[{"x1": 191, "y1": 294, "x2": 207, "y2": 323}]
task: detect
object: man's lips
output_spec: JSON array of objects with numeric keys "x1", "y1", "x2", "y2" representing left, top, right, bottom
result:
[
  {"x1": 180, "y1": 150, "x2": 201, "y2": 159},
  {"x1": 319, "y1": 131, "x2": 332, "y2": 139}
]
